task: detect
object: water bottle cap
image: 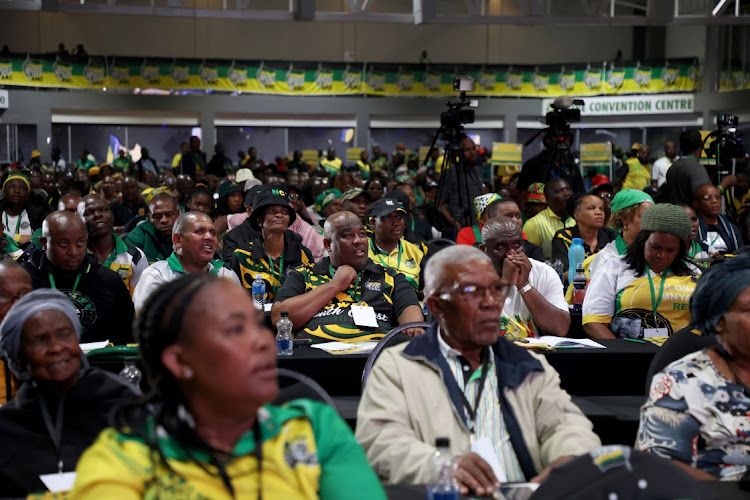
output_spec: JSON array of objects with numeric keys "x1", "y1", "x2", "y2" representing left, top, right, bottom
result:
[
  {"x1": 435, "y1": 437, "x2": 450, "y2": 448},
  {"x1": 571, "y1": 238, "x2": 583, "y2": 245},
  {"x1": 281, "y1": 311, "x2": 289, "y2": 317},
  {"x1": 576, "y1": 263, "x2": 584, "y2": 271},
  {"x1": 255, "y1": 274, "x2": 262, "y2": 279}
]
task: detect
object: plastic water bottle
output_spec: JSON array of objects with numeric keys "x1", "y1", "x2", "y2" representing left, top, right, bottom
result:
[
  {"x1": 568, "y1": 237, "x2": 585, "y2": 283},
  {"x1": 426, "y1": 437, "x2": 458, "y2": 500},
  {"x1": 276, "y1": 311, "x2": 293, "y2": 356},
  {"x1": 252, "y1": 274, "x2": 265, "y2": 311},
  {"x1": 118, "y1": 361, "x2": 142, "y2": 388},
  {"x1": 572, "y1": 263, "x2": 588, "y2": 314}
]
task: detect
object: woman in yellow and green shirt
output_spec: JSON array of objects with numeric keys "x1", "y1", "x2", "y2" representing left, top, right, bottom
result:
[{"x1": 582, "y1": 204, "x2": 702, "y2": 340}]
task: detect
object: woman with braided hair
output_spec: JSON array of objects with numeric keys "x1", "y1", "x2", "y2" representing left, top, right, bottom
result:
[{"x1": 71, "y1": 274, "x2": 384, "y2": 499}]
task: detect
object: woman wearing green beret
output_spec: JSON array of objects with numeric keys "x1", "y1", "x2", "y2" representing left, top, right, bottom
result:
[
  {"x1": 583, "y1": 204, "x2": 702, "y2": 340},
  {"x1": 588, "y1": 189, "x2": 653, "y2": 278}
]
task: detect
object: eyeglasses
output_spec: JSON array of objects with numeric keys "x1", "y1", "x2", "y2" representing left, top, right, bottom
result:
[
  {"x1": 439, "y1": 283, "x2": 510, "y2": 304},
  {"x1": 700, "y1": 194, "x2": 722, "y2": 201},
  {"x1": 598, "y1": 193, "x2": 613, "y2": 200},
  {"x1": 378, "y1": 213, "x2": 404, "y2": 224},
  {"x1": 289, "y1": 194, "x2": 299, "y2": 201}
]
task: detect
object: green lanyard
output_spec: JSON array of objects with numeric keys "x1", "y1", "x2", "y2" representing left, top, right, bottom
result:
[
  {"x1": 329, "y1": 263, "x2": 361, "y2": 303},
  {"x1": 471, "y1": 225, "x2": 482, "y2": 243},
  {"x1": 4, "y1": 211, "x2": 21, "y2": 236},
  {"x1": 370, "y1": 239, "x2": 402, "y2": 271},
  {"x1": 645, "y1": 264, "x2": 668, "y2": 320},
  {"x1": 265, "y1": 253, "x2": 284, "y2": 296},
  {"x1": 48, "y1": 264, "x2": 89, "y2": 296}
]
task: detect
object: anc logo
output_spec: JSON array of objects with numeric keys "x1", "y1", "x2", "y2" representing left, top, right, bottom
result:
[
  {"x1": 271, "y1": 189, "x2": 287, "y2": 197},
  {"x1": 60, "y1": 290, "x2": 97, "y2": 335},
  {"x1": 404, "y1": 258, "x2": 416, "y2": 269}
]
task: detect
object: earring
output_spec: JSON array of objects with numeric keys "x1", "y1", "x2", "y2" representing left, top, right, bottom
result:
[{"x1": 184, "y1": 367, "x2": 193, "y2": 379}]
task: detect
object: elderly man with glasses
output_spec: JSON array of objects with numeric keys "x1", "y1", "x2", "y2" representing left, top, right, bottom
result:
[{"x1": 356, "y1": 245, "x2": 599, "y2": 497}]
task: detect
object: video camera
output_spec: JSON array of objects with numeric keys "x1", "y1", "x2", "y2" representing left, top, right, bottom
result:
[
  {"x1": 524, "y1": 96, "x2": 583, "y2": 150},
  {"x1": 439, "y1": 77, "x2": 478, "y2": 143},
  {"x1": 704, "y1": 113, "x2": 745, "y2": 160}
]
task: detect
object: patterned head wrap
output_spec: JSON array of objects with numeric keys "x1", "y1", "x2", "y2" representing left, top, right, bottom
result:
[
  {"x1": 526, "y1": 183, "x2": 547, "y2": 204},
  {"x1": 474, "y1": 193, "x2": 502, "y2": 221},
  {"x1": 314, "y1": 189, "x2": 343, "y2": 216}
]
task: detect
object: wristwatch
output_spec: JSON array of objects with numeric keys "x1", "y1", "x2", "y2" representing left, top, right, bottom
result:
[{"x1": 518, "y1": 283, "x2": 533, "y2": 295}]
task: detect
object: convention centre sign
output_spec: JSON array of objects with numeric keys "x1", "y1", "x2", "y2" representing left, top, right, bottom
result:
[{"x1": 541, "y1": 94, "x2": 695, "y2": 117}]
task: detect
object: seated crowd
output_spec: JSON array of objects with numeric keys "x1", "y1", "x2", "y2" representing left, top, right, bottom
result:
[{"x1": 0, "y1": 129, "x2": 747, "y2": 497}]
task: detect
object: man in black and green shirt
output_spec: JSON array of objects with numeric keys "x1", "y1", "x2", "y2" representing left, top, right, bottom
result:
[{"x1": 272, "y1": 211, "x2": 424, "y2": 343}]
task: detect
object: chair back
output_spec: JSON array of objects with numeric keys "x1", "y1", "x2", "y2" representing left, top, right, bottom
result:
[
  {"x1": 274, "y1": 367, "x2": 339, "y2": 415},
  {"x1": 361, "y1": 321, "x2": 432, "y2": 393},
  {"x1": 644, "y1": 326, "x2": 717, "y2": 394}
]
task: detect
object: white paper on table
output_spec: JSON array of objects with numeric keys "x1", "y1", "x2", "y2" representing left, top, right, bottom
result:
[
  {"x1": 311, "y1": 341, "x2": 378, "y2": 355},
  {"x1": 536, "y1": 336, "x2": 605, "y2": 349},
  {"x1": 471, "y1": 437, "x2": 507, "y2": 483},
  {"x1": 39, "y1": 472, "x2": 77, "y2": 492},
  {"x1": 79, "y1": 340, "x2": 109, "y2": 353}
]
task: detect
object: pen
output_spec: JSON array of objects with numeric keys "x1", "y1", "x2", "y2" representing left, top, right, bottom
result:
[{"x1": 623, "y1": 337, "x2": 646, "y2": 343}]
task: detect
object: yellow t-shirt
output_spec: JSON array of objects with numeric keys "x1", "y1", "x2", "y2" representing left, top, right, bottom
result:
[
  {"x1": 367, "y1": 238, "x2": 424, "y2": 292},
  {"x1": 622, "y1": 158, "x2": 652, "y2": 191},
  {"x1": 522, "y1": 207, "x2": 576, "y2": 246}
]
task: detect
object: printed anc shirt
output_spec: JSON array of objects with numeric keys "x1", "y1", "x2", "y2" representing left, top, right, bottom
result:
[
  {"x1": 230, "y1": 230, "x2": 313, "y2": 303},
  {"x1": 637, "y1": 350, "x2": 750, "y2": 481},
  {"x1": 367, "y1": 237, "x2": 424, "y2": 292},
  {"x1": 71, "y1": 400, "x2": 387, "y2": 500},
  {"x1": 275, "y1": 257, "x2": 419, "y2": 343},
  {"x1": 500, "y1": 259, "x2": 568, "y2": 338},
  {"x1": 582, "y1": 255, "x2": 701, "y2": 336},
  {"x1": 93, "y1": 232, "x2": 148, "y2": 296},
  {"x1": 132, "y1": 252, "x2": 239, "y2": 312}
]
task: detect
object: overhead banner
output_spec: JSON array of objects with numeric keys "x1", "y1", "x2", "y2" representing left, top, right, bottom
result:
[
  {"x1": 541, "y1": 94, "x2": 695, "y2": 116},
  {"x1": 719, "y1": 69, "x2": 750, "y2": 92},
  {"x1": 0, "y1": 55, "x2": 699, "y2": 97}
]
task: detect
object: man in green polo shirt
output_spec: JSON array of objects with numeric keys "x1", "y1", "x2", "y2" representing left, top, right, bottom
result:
[
  {"x1": 367, "y1": 198, "x2": 424, "y2": 292},
  {"x1": 272, "y1": 211, "x2": 424, "y2": 343}
]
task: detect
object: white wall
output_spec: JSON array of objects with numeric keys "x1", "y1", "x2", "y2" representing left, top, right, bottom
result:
[{"x1": 1, "y1": 10, "x2": 637, "y2": 64}]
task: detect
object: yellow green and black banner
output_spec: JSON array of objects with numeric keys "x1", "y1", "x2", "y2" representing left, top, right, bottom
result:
[{"x1": 0, "y1": 55, "x2": 701, "y2": 97}]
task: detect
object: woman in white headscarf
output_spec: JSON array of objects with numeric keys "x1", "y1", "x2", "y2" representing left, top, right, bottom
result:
[{"x1": 0, "y1": 289, "x2": 136, "y2": 497}]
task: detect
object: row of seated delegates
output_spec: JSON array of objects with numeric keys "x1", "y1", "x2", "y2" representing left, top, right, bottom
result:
[
  {"x1": 21, "y1": 211, "x2": 135, "y2": 345},
  {"x1": 0, "y1": 287, "x2": 137, "y2": 497},
  {"x1": 272, "y1": 211, "x2": 425, "y2": 343},
  {"x1": 583, "y1": 204, "x2": 702, "y2": 340},
  {"x1": 522, "y1": 178, "x2": 577, "y2": 248},
  {"x1": 356, "y1": 246, "x2": 601, "y2": 496},
  {"x1": 133, "y1": 212, "x2": 239, "y2": 312},
  {"x1": 480, "y1": 217, "x2": 569, "y2": 338},
  {"x1": 637, "y1": 254, "x2": 750, "y2": 481},
  {"x1": 72, "y1": 273, "x2": 387, "y2": 498},
  {"x1": 550, "y1": 192, "x2": 616, "y2": 282},
  {"x1": 226, "y1": 187, "x2": 313, "y2": 302}
]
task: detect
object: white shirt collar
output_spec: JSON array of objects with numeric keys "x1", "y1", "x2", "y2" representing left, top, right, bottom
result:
[{"x1": 437, "y1": 325, "x2": 463, "y2": 360}]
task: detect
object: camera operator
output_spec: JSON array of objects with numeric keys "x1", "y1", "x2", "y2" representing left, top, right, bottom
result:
[
  {"x1": 518, "y1": 104, "x2": 585, "y2": 194},
  {"x1": 665, "y1": 129, "x2": 736, "y2": 206},
  {"x1": 437, "y1": 136, "x2": 484, "y2": 240}
]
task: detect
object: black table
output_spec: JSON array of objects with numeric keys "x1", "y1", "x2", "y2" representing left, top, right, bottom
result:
[{"x1": 278, "y1": 338, "x2": 658, "y2": 398}]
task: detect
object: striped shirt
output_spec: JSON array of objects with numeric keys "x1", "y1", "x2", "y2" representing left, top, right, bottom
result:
[{"x1": 437, "y1": 330, "x2": 525, "y2": 482}]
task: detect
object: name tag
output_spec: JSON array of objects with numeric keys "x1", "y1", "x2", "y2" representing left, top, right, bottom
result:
[
  {"x1": 39, "y1": 472, "x2": 77, "y2": 492},
  {"x1": 351, "y1": 305, "x2": 379, "y2": 327},
  {"x1": 471, "y1": 437, "x2": 507, "y2": 483},
  {"x1": 644, "y1": 328, "x2": 669, "y2": 338}
]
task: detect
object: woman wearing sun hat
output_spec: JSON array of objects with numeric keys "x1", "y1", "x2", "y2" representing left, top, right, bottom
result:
[{"x1": 583, "y1": 203, "x2": 702, "y2": 340}]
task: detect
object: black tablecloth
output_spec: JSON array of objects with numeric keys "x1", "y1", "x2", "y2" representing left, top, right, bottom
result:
[{"x1": 278, "y1": 339, "x2": 658, "y2": 397}]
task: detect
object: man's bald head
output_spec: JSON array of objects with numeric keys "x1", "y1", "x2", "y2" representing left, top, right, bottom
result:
[
  {"x1": 42, "y1": 211, "x2": 88, "y2": 272},
  {"x1": 58, "y1": 192, "x2": 82, "y2": 213},
  {"x1": 323, "y1": 211, "x2": 362, "y2": 240},
  {"x1": 323, "y1": 211, "x2": 368, "y2": 270}
]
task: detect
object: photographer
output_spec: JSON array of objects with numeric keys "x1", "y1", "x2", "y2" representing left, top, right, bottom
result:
[
  {"x1": 518, "y1": 109, "x2": 585, "y2": 194},
  {"x1": 437, "y1": 136, "x2": 484, "y2": 240}
]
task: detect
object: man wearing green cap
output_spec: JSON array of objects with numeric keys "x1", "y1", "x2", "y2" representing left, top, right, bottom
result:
[
  {"x1": 313, "y1": 188, "x2": 343, "y2": 228},
  {"x1": 583, "y1": 203, "x2": 701, "y2": 340}
]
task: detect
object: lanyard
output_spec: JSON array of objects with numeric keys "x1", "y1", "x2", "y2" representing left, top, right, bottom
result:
[
  {"x1": 370, "y1": 239, "x2": 402, "y2": 271},
  {"x1": 49, "y1": 271, "x2": 83, "y2": 296},
  {"x1": 458, "y1": 350, "x2": 491, "y2": 434},
  {"x1": 471, "y1": 225, "x2": 482, "y2": 243},
  {"x1": 329, "y1": 263, "x2": 360, "y2": 303},
  {"x1": 709, "y1": 232, "x2": 722, "y2": 249},
  {"x1": 410, "y1": 217, "x2": 415, "y2": 232},
  {"x1": 645, "y1": 264, "x2": 668, "y2": 320},
  {"x1": 40, "y1": 394, "x2": 66, "y2": 473},
  {"x1": 265, "y1": 253, "x2": 284, "y2": 296},
  {"x1": 4, "y1": 211, "x2": 21, "y2": 235}
]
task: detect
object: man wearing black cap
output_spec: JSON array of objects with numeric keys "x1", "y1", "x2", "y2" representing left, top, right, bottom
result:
[
  {"x1": 273, "y1": 211, "x2": 424, "y2": 343},
  {"x1": 368, "y1": 198, "x2": 425, "y2": 292},
  {"x1": 341, "y1": 188, "x2": 371, "y2": 226},
  {"x1": 229, "y1": 186, "x2": 313, "y2": 302}
]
